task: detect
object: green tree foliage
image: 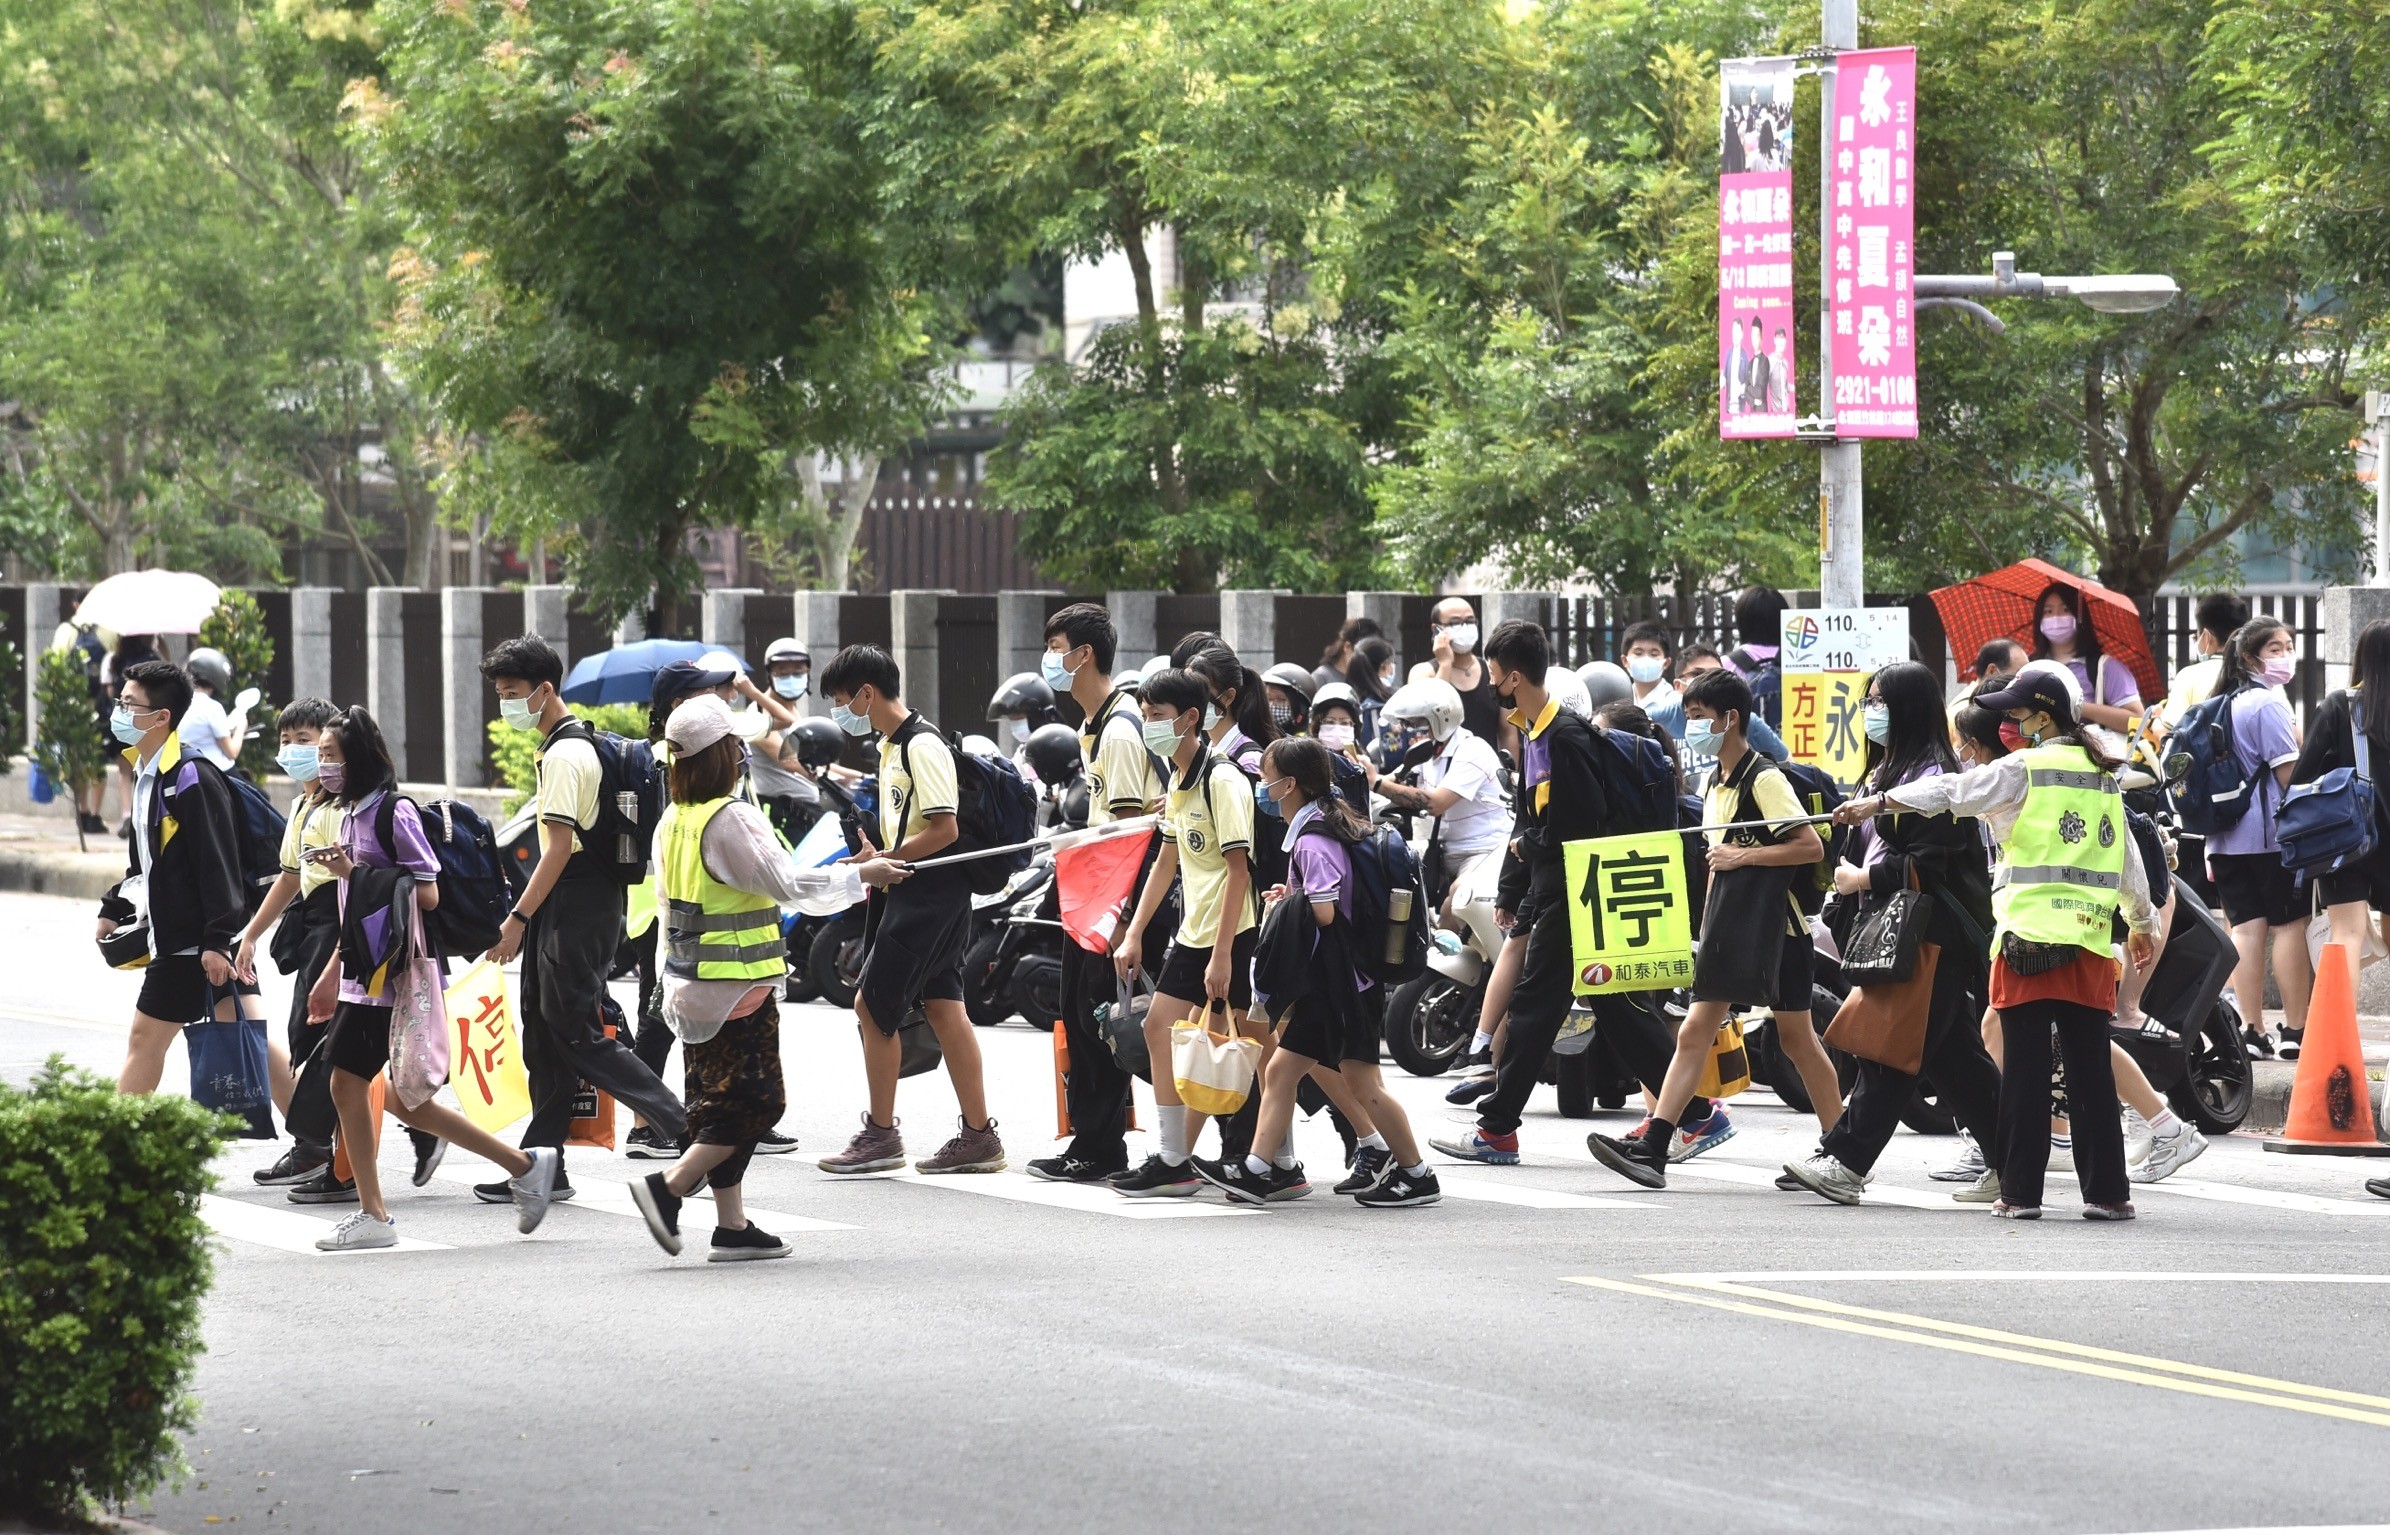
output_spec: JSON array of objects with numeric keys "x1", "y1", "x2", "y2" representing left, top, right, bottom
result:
[
  {"x1": 364, "y1": 0, "x2": 948, "y2": 632},
  {"x1": 0, "y1": 1060, "x2": 221, "y2": 1521},
  {"x1": 0, "y1": 0, "x2": 439, "y2": 582},
  {"x1": 32, "y1": 647, "x2": 109, "y2": 851},
  {"x1": 199, "y1": 589, "x2": 278, "y2": 777},
  {"x1": 870, "y1": 0, "x2": 1501, "y2": 592}
]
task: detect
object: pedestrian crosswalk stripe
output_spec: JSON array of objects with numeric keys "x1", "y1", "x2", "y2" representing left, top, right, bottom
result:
[
  {"x1": 832, "y1": 1167, "x2": 1252, "y2": 1219},
  {"x1": 200, "y1": 1194, "x2": 451, "y2": 1254},
  {"x1": 1675, "y1": 1159, "x2": 1957, "y2": 1209},
  {"x1": 1436, "y1": 1174, "x2": 1658, "y2": 1210},
  {"x1": 2131, "y1": 1177, "x2": 2390, "y2": 1215},
  {"x1": 430, "y1": 1166, "x2": 855, "y2": 1233}
]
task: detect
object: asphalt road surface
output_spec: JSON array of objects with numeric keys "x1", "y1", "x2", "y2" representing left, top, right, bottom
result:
[{"x1": 5, "y1": 890, "x2": 2388, "y2": 1535}]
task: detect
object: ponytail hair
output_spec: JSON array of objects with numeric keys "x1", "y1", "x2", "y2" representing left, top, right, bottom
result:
[
  {"x1": 1188, "y1": 646, "x2": 1278, "y2": 749},
  {"x1": 1263, "y1": 737, "x2": 1367, "y2": 843}
]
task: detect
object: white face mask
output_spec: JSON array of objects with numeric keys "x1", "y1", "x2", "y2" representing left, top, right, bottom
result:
[
  {"x1": 1006, "y1": 717, "x2": 1031, "y2": 744},
  {"x1": 1445, "y1": 623, "x2": 1479, "y2": 654},
  {"x1": 1318, "y1": 721, "x2": 1356, "y2": 751}
]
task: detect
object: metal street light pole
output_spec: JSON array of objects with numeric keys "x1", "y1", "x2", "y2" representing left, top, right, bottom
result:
[{"x1": 1815, "y1": 0, "x2": 1863, "y2": 609}]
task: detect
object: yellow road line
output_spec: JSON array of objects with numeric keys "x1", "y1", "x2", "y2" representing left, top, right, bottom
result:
[
  {"x1": 1562, "y1": 1275, "x2": 2390, "y2": 1430},
  {"x1": 1673, "y1": 1278, "x2": 2390, "y2": 1412}
]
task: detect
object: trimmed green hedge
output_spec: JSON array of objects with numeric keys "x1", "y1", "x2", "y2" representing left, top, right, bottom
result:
[{"x1": 1, "y1": 1059, "x2": 221, "y2": 1521}]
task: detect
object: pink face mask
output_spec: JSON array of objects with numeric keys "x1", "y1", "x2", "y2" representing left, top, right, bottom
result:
[
  {"x1": 2259, "y1": 656, "x2": 2296, "y2": 689},
  {"x1": 2038, "y1": 614, "x2": 2077, "y2": 645}
]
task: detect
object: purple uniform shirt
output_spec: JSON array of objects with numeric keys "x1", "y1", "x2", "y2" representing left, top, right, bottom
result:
[
  {"x1": 1284, "y1": 804, "x2": 1372, "y2": 993},
  {"x1": 336, "y1": 791, "x2": 440, "y2": 1007},
  {"x1": 2207, "y1": 687, "x2": 2300, "y2": 859},
  {"x1": 2063, "y1": 655, "x2": 2142, "y2": 711}
]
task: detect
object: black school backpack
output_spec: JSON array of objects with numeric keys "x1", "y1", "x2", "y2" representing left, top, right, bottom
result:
[
  {"x1": 1593, "y1": 727, "x2": 1682, "y2": 835},
  {"x1": 1767, "y1": 755, "x2": 1847, "y2": 916},
  {"x1": 219, "y1": 769, "x2": 288, "y2": 913},
  {"x1": 898, "y1": 722, "x2": 1039, "y2": 895},
  {"x1": 1299, "y1": 820, "x2": 1430, "y2": 985},
  {"x1": 375, "y1": 793, "x2": 511, "y2": 960},
  {"x1": 548, "y1": 718, "x2": 661, "y2": 886},
  {"x1": 1730, "y1": 646, "x2": 1784, "y2": 729}
]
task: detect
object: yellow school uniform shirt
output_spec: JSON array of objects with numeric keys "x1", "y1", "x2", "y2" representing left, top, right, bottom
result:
[
  {"x1": 1082, "y1": 689, "x2": 1160, "y2": 824},
  {"x1": 1162, "y1": 741, "x2": 1256, "y2": 948},
  {"x1": 1701, "y1": 750, "x2": 1810, "y2": 937},
  {"x1": 877, "y1": 714, "x2": 958, "y2": 851},
  {"x1": 278, "y1": 793, "x2": 343, "y2": 897}
]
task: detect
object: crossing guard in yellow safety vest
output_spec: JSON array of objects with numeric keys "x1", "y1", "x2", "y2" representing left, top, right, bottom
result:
[
  {"x1": 658, "y1": 797, "x2": 788, "y2": 981},
  {"x1": 1992, "y1": 742, "x2": 2126, "y2": 952}
]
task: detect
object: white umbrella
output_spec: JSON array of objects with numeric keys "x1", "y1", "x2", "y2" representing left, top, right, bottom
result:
[{"x1": 72, "y1": 570, "x2": 222, "y2": 635}]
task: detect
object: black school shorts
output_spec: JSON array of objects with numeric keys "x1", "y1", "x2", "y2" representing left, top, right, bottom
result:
[
  {"x1": 2211, "y1": 851, "x2": 2299, "y2": 929},
  {"x1": 1154, "y1": 928, "x2": 1258, "y2": 1011}
]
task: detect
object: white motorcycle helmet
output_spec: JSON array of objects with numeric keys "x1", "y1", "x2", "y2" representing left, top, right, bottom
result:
[
  {"x1": 1381, "y1": 677, "x2": 1465, "y2": 741},
  {"x1": 1546, "y1": 664, "x2": 1593, "y2": 721}
]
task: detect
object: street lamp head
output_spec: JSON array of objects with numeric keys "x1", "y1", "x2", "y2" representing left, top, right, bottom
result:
[{"x1": 2046, "y1": 274, "x2": 2180, "y2": 314}]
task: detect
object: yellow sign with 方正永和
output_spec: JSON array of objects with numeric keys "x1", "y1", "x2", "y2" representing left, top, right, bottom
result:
[
  {"x1": 1783, "y1": 669, "x2": 1868, "y2": 789},
  {"x1": 1563, "y1": 831, "x2": 1695, "y2": 995}
]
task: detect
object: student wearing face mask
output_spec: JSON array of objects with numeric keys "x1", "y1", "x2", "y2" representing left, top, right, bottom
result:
[
  {"x1": 1311, "y1": 687, "x2": 1369, "y2": 766},
  {"x1": 1262, "y1": 662, "x2": 1316, "y2": 737},
  {"x1": 2202, "y1": 617, "x2": 2310, "y2": 1058},
  {"x1": 1111, "y1": 668, "x2": 1263, "y2": 1196},
  {"x1": 2030, "y1": 583, "x2": 2143, "y2": 732},
  {"x1": 1654, "y1": 645, "x2": 1787, "y2": 777},
  {"x1": 985, "y1": 672, "x2": 1065, "y2": 773},
  {"x1": 1619, "y1": 620, "x2": 1680, "y2": 717}
]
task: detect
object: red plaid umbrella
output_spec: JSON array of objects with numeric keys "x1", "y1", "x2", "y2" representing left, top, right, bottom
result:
[{"x1": 1930, "y1": 557, "x2": 2160, "y2": 699}]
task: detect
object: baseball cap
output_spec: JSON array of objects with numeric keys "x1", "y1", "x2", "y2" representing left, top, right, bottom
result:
[
  {"x1": 765, "y1": 636, "x2": 809, "y2": 665},
  {"x1": 1972, "y1": 658, "x2": 2079, "y2": 724},
  {"x1": 663, "y1": 694, "x2": 737, "y2": 754},
  {"x1": 650, "y1": 658, "x2": 737, "y2": 713}
]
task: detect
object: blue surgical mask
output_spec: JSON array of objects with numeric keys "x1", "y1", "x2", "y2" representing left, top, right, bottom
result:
[
  {"x1": 1627, "y1": 655, "x2": 1667, "y2": 684},
  {"x1": 1203, "y1": 704, "x2": 1221, "y2": 732},
  {"x1": 1682, "y1": 719, "x2": 1721, "y2": 756},
  {"x1": 1862, "y1": 704, "x2": 1890, "y2": 744},
  {"x1": 773, "y1": 674, "x2": 806, "y2": 699},
  {"x1": 831, "y1": 701, "x2": 873, "y2": 737},
  {"x1": 499, "y1": 694, "x2": 541, "y2": 733},
  {"x1": 1142, "y1": 717, "x2": 1184, "y2": 756},
  {"x1": 277, "y1": 744, "x2": 320, "y2": 783},
  {"x1": 1040, "y1": 651, "x2": 1078, "y2": 692},
  {"x1": 110, "y1": 705, "x2": 146, "y2": 745}
]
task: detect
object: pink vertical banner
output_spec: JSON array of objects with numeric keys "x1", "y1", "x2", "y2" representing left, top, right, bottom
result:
[
  {"x1": 1718, "y1": 57, "x2": 1797, "y2": 440},
  {"x1": 1828, "y1": 46, "x2": 1917, "y2": 437}
]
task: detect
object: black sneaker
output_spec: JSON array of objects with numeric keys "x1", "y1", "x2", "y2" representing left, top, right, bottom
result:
[
  {"x1": 1333, "y1": 1145, "x2": 1394, "y2": 1195},
  {"x1": 1109, "y1": 1153, "x2": 1201, "y2": 1199},
  {"x1": 409, "y1": 1129, "x2": 447, "y2": 1187},
  {"x1": 1026, "y1": 1153, "x2": 1127, "y2": 1183},
  {"x1": 1192, "y1": 1156, "x2": 1273, "y2": 1204},
  {"x1": 2366, "y1": 1177, "x2": 2390, "y2": 1200},
  {"x1": 286, "y1": 1169, "x2": 357, "y2": 1204},
  {"x1": 623, "y1": 1126, "x2": 672, "y2": 1160},
  {"x1": 708, "y1": 1223, "x2": 792, "y2": 1262},
  {"x1": 1444, "y1": 1071, "x2": 1498, "y2": 1106},
  {"x1": 474, "y1": 1170, "x2": 575, "y2": 1204},
  {"x1": 1355, "y1": 1166, "x2": 1442, "y2": 1208},
  {"x1": 1586, "y1": 1131, "x2": 1667, "y2": 1189},
  {"x1": 629, "y1": 1172, "x2": 683, "y2": 1256},
  {"x1": 254, "y1": 1146, "x2": 330, "y2": 1187},
  {"x1": 752, "y1": 1129, "x2": 799, "y2": 1156}
]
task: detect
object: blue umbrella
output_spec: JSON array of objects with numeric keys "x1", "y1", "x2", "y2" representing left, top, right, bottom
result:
[{"x1": 560, "y1": 638, "x2": 753, "y2": 706}]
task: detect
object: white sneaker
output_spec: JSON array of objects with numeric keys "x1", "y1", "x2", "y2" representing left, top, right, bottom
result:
[
  {"x1": 2121, "y1": 1106, "x2": 2153, "y2": 1165},
  {"x1": 1952, "y1": 1168, "x2": 2002, "y2": 1204},
  {"x1": 2129, "y1": 1120, "x2": 2208, "y2": 1184},
  {"x1": 1784, "y1": 1152, "x2": 1868, "y2": 1206},
  {"x1": 510, "y1": 1146, "x2": 561, "y2": 1234},
  {"x1": 315, "y1": 1210, "x2": 398, "y2": 1251},
  {"x1": 1930, "y1": 1133, "x2": 1986, "y2": 1182}
]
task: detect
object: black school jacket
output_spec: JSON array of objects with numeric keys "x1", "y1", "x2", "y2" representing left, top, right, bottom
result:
[
  {"x1": 97, "y1": 733, "x2": 248, "y2": 958},
  {"x1": 1857, "y1": 784, "x2": 1994, "y2": 974}
]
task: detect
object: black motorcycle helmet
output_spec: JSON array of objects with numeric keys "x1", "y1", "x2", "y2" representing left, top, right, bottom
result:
[
  {"x1": 1024, "y1": 722, "x2": 1083, "y2": 788},
  {"x1": 791, "y1": 715, "x2": 846, "y2": 769},
  {"x1": 987, "y1": 671, "x2": 1061, "y2": 730}
]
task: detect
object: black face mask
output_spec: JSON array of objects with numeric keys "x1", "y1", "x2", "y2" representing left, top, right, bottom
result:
[{"x1": 1490, "y1": 671, "x2": 1516, "y2": 710}]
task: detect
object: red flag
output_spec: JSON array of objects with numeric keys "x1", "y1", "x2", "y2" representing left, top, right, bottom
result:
[{"x1": 1056, "y1": 827, "x2": 1154, "y2": 955}]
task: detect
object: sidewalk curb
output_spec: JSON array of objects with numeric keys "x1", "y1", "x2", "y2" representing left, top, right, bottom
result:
[{"x1": 0, "y1": 845, "x2": 120, "y2": 902}]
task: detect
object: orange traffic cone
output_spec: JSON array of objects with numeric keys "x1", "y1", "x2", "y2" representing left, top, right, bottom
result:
[
  {"x1": 330, "y1": 1073, "x2": 390, "y2": 1181},
  {"x1": 1053, "y1": 1018, "x2": 1073, "y2": 1140},
  {"x1": 2264, "y1": 942, "x2": 2390, "y2": 1156}
]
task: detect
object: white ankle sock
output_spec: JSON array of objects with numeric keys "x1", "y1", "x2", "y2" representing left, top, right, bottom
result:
[
  {"x1": 2148, "y1": 1107, "x2": 2180, "y2": 1131},
  {"x1": 1357, "y1": 1131, "x2": 1389, "y2": 1152},
  {"x1": 1403, "y1": 1162, "x2": 1430, "y2": 1178},
  {"x1": 1245, "y1": 1153, "x2": 1273, "y2": 1176},
  {"x1": 1159, "y1": 1106, "x2": 1189, "y2": 1165},
  {"x1": 1470, "y1": 1029, "x2": 1494, "y2": 1053}
]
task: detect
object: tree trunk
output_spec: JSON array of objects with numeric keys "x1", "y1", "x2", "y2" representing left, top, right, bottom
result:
[
  {"x1": 650, "y1": 515, "x2": 688, "y2": 636},
  {"x1": 796, "y1": 453, "x2": 880, "y2": 590},
  {"x1": 1118, "y1": 204, "x2": 1197, "y2": 589}
]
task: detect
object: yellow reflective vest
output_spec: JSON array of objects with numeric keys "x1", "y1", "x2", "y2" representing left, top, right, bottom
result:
[
  {"x1": 658, "y1": 797, "x2": 786, "y2": 982},
  {"x1": 1992, "y1": 743, "x2": 2127, "y2": 952}
]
